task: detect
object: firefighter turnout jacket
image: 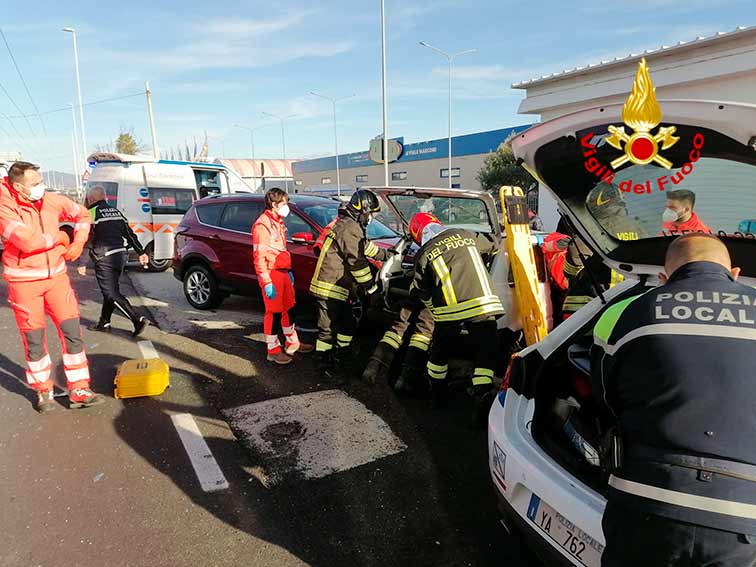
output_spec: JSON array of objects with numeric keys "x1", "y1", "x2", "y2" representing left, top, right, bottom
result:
[
  {"x1": 0, "y1": 178, "x2": 90, "y2": 282},
  {"x1": 82, "y1": 200, "x2": 145, "y2": 262},
  {"x1": 591, "y1": 261, "x2": 756, "y2": 535},
  {"x1": 310, "y1": 216, "x2": 388, "y2": 301},
  {"x1": 252, "y1": 209, "x2": 291, "y2": 286},
  {"x1": 411, "y1": 228, "x2": 504, "y2": 323}
]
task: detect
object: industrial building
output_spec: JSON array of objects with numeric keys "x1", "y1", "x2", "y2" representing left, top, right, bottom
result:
[
  {"x1": 214, "y1": 158, "x2": 293, "y2": 192},
  {"x1": 291, "y1": 126, "x2": 532, "y2": 194}
]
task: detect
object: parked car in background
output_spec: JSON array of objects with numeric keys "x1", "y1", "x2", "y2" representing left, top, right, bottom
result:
[{"x1": 173, "y1": 193, "x2": 398, "y2": 309}]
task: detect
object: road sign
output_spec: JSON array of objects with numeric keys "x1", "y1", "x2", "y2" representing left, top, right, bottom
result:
[{"x1": 369, "y1": 136, "x2": 403, "y2": 164}]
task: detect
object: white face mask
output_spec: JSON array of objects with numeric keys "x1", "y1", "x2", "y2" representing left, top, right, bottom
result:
[
  {"x1": 27, "y1": 183, "x2": 47, "y2": 202},
  {"x1": 662, "y1": 207, "x2": 680, "y2": 223},
  {"x1": 277, "y1": 203, "x2": 290, "y2": 218}
]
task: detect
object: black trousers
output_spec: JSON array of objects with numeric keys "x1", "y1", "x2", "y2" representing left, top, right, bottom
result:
[
  {"x1": 94, "y1": 251, "x2": 139, "y2": 325},
  {"x1": 372, "y1": 299, "x2": 435, "y2": 368},
  {"x1": 427, "y1": 318, "x2": 498, "y2": 386},
  {"x1": 315, "y1": 298, "x2": 356, "y2": 352},
  {"x1": 602, "y1": 499, "x2": 756, "y2": 567}
]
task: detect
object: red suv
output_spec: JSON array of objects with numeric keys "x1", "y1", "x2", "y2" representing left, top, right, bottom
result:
[{"x1": 173, "y1": 194, "x2": 398, "y2": 309}]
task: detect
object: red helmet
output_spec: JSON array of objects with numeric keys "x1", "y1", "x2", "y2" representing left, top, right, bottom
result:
[{"x1": 408, "y1": 212, "x2": 442, "y2": 245}]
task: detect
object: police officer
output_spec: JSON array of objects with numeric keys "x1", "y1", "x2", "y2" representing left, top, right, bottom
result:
[
  {"x1": 408, "y1": 212, "x2": 504, "y2": 418},
  {"x1": 78, "y1": 186, "x2": 149, "y2": 336},
  {"x1": 309, "y1": 189, "x2": 390, "y2": 380},
  {"x1": 361, "y1": 298, "x2": 434, "y2": 393},
  {"x1": 591, "y1": 234, "x2": 756, "y2": 566}
]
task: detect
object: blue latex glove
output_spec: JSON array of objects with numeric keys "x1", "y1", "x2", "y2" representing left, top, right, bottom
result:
[
  {"x1": 264, "y1": 283, "x2": 277, "y2": 299},
  {"x1": 289, "y1": 271, "x2": 295, "y2": 286}
]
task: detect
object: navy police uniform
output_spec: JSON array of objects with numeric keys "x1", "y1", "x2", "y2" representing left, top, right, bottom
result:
[{"x1": 591, "y1": 261, "x2": 756, "y2": 566}]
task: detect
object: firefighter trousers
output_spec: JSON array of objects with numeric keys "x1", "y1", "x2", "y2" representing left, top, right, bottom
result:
[
  {"x1": 94, "y1": 251, "x2": 139, "y2": 325},
  {"x1": 426, "y1": 318, "x2": 498, "y2": 387},
  {"x1": 373, "y1": 300, "x2": 434, "y2": 370},
  {"x1": 315, "y1": 298, "x2": 356, "y2": 353},
  {"x1": 7, "y1": 273, "x2": 90, "y2": 392}
]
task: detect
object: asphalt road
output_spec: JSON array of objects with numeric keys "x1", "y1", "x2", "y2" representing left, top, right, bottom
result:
[{"x1": 0, "y1": 266, "x2": 540, "y2": 567}]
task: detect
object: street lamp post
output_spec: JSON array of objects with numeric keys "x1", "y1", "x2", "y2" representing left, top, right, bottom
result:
[
  {"x1": 262, "y1": 112, "x2": 296, "y2": 192},
  {"x1": 380, "y1": 0, "x2": 389, "y2": 187},
  {"x1": 419, "y1": 42, "x2": 476, "y2": 190},
  {"x1": 234, "y1": 123, "x2": 269, "y2": 192},
  {"x1": 309, "y1": 91, "x2": 355, "y2": 197},
  {"x1": 62, "y1": 28, "x2": 87, "y2": 165}
]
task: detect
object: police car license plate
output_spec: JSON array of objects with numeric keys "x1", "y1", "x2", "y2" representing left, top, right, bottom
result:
[{"x1": 526, "y1": 493, "x2": 603, "y2": 567}]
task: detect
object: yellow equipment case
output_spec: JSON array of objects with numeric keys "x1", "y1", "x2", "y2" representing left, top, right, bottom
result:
[{"x1": 114, "y1": 358, "x2": 170, "y2": 399}]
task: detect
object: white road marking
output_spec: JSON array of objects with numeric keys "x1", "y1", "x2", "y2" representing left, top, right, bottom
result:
[
  {"x1": 190, "y1": 320, "x2": 244, "y2": 330},
  {"x1": 137, "y1": 340, "x2": 159, "y2": 360},
  {"x1": 171, "y1": 413, "x2": 229, "y2": 492},
  {"x1": 223, "y1": 390, "x2": 406, "y2": 486}
]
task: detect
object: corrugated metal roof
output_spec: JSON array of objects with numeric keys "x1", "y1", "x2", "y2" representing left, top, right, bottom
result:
[
  {"x1": 512, "y1": 25, "x2": 755, "y2": 89},
  {"x1": 217, "y1": 159, "x2": 293, "y2": 178}
]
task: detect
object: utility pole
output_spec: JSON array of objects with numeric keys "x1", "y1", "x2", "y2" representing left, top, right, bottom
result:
[
  {"x1": 380, "y1": 0, "x2": 389, "y2": 186},
  {"x1": 145, "y1": 81, "x2": 159, "y2": 159},
  {"x1": 419, "y1": 42, "x2": 477, "y2": 190},
  {"x1": 62, "y1": 28, "x2": 87, "y2": 163},
  {"x1": 309, "y1": 92, "x2": 355, "y2": 197},
  {"x1": 262, "y1": 112, "x2": 296, "y2": 192}
]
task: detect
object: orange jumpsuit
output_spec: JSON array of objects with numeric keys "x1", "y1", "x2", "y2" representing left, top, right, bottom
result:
[
  {"x1": 0, "y1": 178, "x2": 92, "y2": 392},
  {"x1": 251, "y1": 209, "x2": 299, "y2": 355}
]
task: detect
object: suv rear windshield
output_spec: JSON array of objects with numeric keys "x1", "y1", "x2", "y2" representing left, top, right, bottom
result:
[{"x1": 387, "y1": 195, "x2": 492, "y2": 233}]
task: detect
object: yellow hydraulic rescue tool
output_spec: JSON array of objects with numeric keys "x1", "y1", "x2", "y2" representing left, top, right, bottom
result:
[{"x1": 500, "y1": 186, "x2": 548, "y2": 346}]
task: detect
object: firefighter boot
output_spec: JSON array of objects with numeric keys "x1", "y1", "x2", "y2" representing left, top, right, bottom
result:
[
  {"x1": 394, "y1": 363, "x2": 428, "y2": 396},
  {"x1": 319, "y1": 350, "x2": 343, "y2": 385},
  {"x1": 361, "y1": 357, "x2": 389, "y2": 385},
  {"x1": 429, "y1": 379, "x2": 449, "y2": 409},
  {"x1": 471, "y1": 384, "x2": 497, "y2": 429},
  {"x1": 36, "y1": 389, "x2": 58, "y2": 414},
  {"x1": 69, "y1": 388, "x2": 106, "y2": 409}
]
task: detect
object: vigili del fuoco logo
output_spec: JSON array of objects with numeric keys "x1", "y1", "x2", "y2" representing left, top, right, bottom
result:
[{"x1": 582, "y1": 58, "x2": 705, "y2": 194}]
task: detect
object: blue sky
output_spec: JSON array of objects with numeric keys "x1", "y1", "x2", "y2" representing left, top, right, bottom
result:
[{"x1": 1, "y1": 0, "x2": 754, "y2": 173}]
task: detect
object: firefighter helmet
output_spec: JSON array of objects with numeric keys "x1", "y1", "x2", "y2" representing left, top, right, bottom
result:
[
  {"x1": 408, "y1": 212, "x2": 442, "y2": 245},
  {"x1": 346, "y1": 189, "x2": 381, "y2": 226}
]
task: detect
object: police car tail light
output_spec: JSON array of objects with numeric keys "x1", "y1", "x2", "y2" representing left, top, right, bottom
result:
[{"x1": 500, "y1": 354, "x2": 518, "y2": 392}]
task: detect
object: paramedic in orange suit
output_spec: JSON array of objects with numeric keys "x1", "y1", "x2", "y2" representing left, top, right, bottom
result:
[
  {"x1": 0, "y1": 162, "x2": 105, "y2": 413},
  {"x1": 252, "y1": 188, "x2": 314, "y2": 365}
]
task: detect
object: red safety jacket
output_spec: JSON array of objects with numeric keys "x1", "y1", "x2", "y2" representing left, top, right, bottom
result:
[
  {"x1": 662, "y1": 212, "x2": 712, "y2": 235},
  {"x1": 251, "y1": 209, "x2": 291, "y2": 286},
  {"x1": 541, "y1": 232, "x2": 570, "y2": 291},
  {"x1": 0, "y1": 178, "x2": 90, "y2": 282}
]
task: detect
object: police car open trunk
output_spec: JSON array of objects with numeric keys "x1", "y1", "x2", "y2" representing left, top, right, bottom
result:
[{"x1": 510, "y1": 74, "x2": 756, "y2": 493}]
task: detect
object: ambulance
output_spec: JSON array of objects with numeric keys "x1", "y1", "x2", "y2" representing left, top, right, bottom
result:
[{"x1": 86, "y1": 153, "x2": 254, "y2": 271}]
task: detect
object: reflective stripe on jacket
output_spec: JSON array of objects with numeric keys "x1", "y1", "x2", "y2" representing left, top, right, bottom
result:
[
  {"x1": 309, "y1": 215, "x2": 386, "y2": 302},
  {"x1": 81, "y1": 200, "x2": 144, "y2": 264},
  {"x1": 0, "y1": 178, "x2": 90, "y2": 282},
  {"x1": 252, "y1": 209, "x2": 291, "y2": 286},
  {"x1": 411, "y1": 228, "x2": 503, "y2": 323}
]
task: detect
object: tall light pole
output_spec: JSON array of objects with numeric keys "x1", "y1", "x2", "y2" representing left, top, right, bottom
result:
[
  {"x1": 380, "y1": 0, "x2": 389, "y2": 186},
  {"x1": 69, "y1": 103, "x2": 82, "y2": 196},
  {"x1": 234, "y1": 123, "x2": 269, "y2": 192},
  {"x1": 309, "y1": 91, "x2": 355, "y2": 197},
  {"x1": 262, "y1": 111, "x2": 296, "y2": 191},
  {"x1": 419, "y1": 42, "x2": 476, "y2": 190},
  {"x1": 62, "y1": 28, "x2": 87, "y2": 166}
]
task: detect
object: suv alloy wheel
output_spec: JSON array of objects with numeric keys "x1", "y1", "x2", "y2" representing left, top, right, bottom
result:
[{"x1": 183, "y1": 264, "x2": 222, "y2": 310}]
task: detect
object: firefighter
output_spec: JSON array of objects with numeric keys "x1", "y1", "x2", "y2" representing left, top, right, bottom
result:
[
  {"x1": 361, "y1": 298, "x2": 434, "y2": 393},
  {"x1": 407, "y1": 212, "x2": 504, "y2": 418},
  {"x1": 252, "y1": 188, "x2": 313, "y2": 365},
  {"x1": 310, "y1": 189, "x2": 390, "y2": 380},
  {"x1": 78, "y1": 185, "x2": 150, "y2": 336},
  {"x1": 0, "y1": 162, "x2": 104, "y2": 413}
]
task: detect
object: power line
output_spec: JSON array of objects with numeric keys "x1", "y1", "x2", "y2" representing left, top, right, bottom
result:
[
  {"x1": 0, "y1": 28, "x2": 46, "y2": 136},
  {"x1": 7, "y1": 91, "x2": 145, "y2": 118}
]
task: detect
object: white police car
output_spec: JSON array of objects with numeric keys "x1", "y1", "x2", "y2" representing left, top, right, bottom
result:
[{"x1": 488, "y1": 89, "x2": 756, "y2": 566}]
